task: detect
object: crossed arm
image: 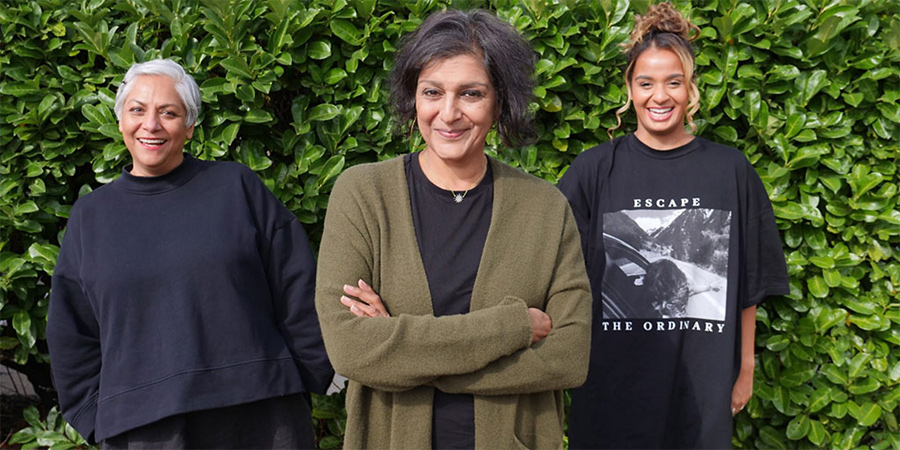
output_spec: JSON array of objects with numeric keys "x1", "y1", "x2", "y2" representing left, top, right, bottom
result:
[{"x1": 315, "y1": 179, "x2": 591, "y2": 395}]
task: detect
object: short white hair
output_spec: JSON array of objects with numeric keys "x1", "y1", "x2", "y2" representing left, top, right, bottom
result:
[{"x1": 114, "y1": 59, "x2": 201, "y2": 127}]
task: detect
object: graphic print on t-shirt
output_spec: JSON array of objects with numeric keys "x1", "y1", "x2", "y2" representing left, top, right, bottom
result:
[{"x1": 602, "y1": 208, "x2": 730, "y2": 321}]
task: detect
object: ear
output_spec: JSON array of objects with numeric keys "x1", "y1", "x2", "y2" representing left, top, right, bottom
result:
[{"x1": 186, "y1": 124, "x2": 195, "y2": 140}]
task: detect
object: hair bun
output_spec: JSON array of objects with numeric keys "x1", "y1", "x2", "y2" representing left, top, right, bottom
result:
[{"x1": 627, "y1": 2, "x2": 698, "y2": 50}]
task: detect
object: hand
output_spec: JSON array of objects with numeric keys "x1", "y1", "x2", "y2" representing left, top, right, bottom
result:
[
  {"x1": 731, "y1": 368, "x2": 753, "y2": 416},
  {"x1": 341, "y1": 279, "x2": 390, "y2": 318},
  {"x1": 528, "y1": 308, "x2": 552, "y2": 343}
]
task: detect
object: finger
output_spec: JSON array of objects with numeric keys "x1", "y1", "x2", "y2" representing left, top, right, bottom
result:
[
  {"x1": 343, "y1": 284, "x2": 361, "y2": 297},
  {"x1": 344, "y1": 282, "x2": 375, "y2": 304},
  {"x1": 355, "y1": 280, "x2": 389, "y2": 317},
  {"x1": 341, "y1": 296, "x2": 377, "y2": 317}
]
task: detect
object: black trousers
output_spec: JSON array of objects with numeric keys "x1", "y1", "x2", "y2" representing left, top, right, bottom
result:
[{"x1": 101, "y1": 393, "x2": 315, "y2": 450}]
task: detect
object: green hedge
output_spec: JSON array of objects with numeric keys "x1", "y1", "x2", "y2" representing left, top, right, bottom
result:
[{"x1": 1, "y1": 0, "x2": 898, "y2": 448}]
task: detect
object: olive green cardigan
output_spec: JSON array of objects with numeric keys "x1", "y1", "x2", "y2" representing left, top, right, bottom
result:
[{"x1": 316, "y1": 155, "x2": 591, "y2": 449}]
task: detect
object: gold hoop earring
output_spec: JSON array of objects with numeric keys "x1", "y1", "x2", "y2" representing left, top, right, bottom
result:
[{"x1": 408, "y1": 121, "x2": 419, "y2": 153}]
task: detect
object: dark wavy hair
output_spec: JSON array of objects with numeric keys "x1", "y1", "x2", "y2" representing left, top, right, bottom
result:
[{"x1": 389, "y1": 9, "x2": 537, "y2": 148}]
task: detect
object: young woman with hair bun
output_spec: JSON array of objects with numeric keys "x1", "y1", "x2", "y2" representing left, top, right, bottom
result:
[{"x1": 559, "y1": 3, "x2": 789, "y2": 448}]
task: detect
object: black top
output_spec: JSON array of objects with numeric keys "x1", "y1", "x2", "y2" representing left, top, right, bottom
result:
[
  {"x1": 405, "y1": 152, "x2": 494, "y2": 450},
  {"x1": 559, "y1": 134, "x2": 789, "y2": 448},
  {"x1": 47, "y1": 154, "x2": 334, "y2": 443}
]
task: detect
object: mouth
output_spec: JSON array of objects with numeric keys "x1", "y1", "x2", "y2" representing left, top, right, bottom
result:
[
  {"x1": 137, "y1": 138, "x2": 167, "y2": 148},
  {"x1": 648, "y1": 107, "x2": 675, "y2": 121},
  {"x1": 436, "y1": 128, "x2": 468, "y2": 139}
]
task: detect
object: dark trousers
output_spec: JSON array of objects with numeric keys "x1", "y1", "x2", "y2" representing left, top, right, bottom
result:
[{"x1": 101, "y1": 393, "x2": 315, "y2": 449}]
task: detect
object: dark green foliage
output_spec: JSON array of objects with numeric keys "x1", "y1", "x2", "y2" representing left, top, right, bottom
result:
[{"x1": 1, "y1": 0, "x2": 898, "y2": 448}]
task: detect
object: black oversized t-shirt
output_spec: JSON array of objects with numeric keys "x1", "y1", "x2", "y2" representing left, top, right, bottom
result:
[
  {"x1": 558, "y1": 134, "x2": 789, "y2": 449},
  {"x1": 405, "y1": 152, "x2": 494, "y2": 450}
]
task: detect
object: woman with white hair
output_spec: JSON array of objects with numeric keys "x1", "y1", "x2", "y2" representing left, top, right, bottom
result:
[{"x1": 47, "y1": 59, "x2": 333, "y2": 449}]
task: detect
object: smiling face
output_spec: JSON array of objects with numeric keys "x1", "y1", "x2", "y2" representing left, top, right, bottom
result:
[
  {"x1": 118, "y1": 75, "x2": 194, "y2": 177},
  {"x1": 415, "y1": 54, "x2": 496, "y2": 167},
  {"x1": 629, "y1": 46, "x2": 692, "y2": 149}
]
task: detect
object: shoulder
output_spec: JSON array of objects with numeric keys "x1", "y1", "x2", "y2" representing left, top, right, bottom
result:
[
  {"x1": 493, "y1": 159, "x2": 570, "y2": 210},
  {"x1": 337, "y1": 157, "x2": 402, "y2": 181},
  {"x1": 569, "y1": 138, "x2": 620, "y2": 169},
  {"x1": 693, "y1": 137, "x2": 769, "y2": 196},
  {"x1": 332, "y1": 156, "x2": 404, "y2": 194},
  {"x1": 694, "y1": 137, "x2": 753, "y2": 168},
  {"x1": 200, "y1": 159, "x2": 261, "y2": 184},
  {"x1": 68, "y1": 180, "x2": 120, "y2": 216},
  {"x1": 197, "y1": 160, "x2": 282, "y2": 202}
]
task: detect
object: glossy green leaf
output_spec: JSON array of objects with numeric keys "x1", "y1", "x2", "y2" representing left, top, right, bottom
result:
[
  {"x1": 856, "y1": 402, "x2": 882, "y2": 427},
  {"x1": 330, "y1": 19, "x2": 363, "y2": 45},
  {"x1": 807, "y1": 276, "x2": 829, "y2": 298},
  {"x1": 308, "y1": 40, "x2": 332, "y2": 60},
  {"x1": 786, "y1": 414, "x2": 810, "y2": 440},
  {"x1": 308, "y1": 104, "x2": 341, "y2": 121},
  {"x1": 808, "y1": 419, "x2": 827, "y2": 446}
]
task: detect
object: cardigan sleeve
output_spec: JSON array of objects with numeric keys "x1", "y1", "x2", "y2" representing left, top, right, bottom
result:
[
  {"x1": 428, "y1": 206, "x2": 592, "y2": 395},
  {"x1": 46, "y1": 215, "x2": 101, "y2": 444},
  {"x1": 315, "y1": 168, "x2": 535, "y2": 392}
]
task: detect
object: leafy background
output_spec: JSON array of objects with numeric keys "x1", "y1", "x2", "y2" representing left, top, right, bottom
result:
[{"x1": 1, "y1": 0, "x2": 898, "y2": 448}]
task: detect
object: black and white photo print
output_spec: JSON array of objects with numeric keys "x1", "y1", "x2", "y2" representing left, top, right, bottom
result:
[{"x1": 601, "y1": 209, "x2": 730, "y2": 321}]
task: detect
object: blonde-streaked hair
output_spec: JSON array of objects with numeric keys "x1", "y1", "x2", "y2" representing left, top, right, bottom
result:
[{"x1": 608, "y1": 3, "x2": 701, "y2": 139}]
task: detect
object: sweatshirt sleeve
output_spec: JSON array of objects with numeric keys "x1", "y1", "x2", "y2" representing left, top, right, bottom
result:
[
  {"x1": 244, "y1": 168, "x2": 334, "y2": 395},
  {"x1": 264, "y1": 218, "x2": 335, "y2": 395},
  {"x1": 428, "y1": 206, "x2": 592, "y2": 395},
  {"x1": 315, "y1": 168, "x2": 534, "y2": 392},
  {"x1": 46, "y1": 215, "x2": 101, "y2": 444}
]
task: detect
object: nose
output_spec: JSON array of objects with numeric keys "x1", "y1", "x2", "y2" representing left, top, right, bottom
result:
[
  {"x1": 142, "y1": 113, "x2": 161, "y2": 131},
  {"x1": 652, "y1": 85, "x2": 669, "y2": 103},
  {"x1": 439, "y1": 96, "x2": 461, "y2": 123}
]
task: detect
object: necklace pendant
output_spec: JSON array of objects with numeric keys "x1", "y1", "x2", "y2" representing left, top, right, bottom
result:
[{"x1": 454, "y1": 193, "x2": 464, "y2": 203}]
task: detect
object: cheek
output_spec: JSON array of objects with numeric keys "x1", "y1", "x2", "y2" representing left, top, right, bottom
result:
[{"x1": 469, "y1": 104, "x2": 494, "y2": 126}]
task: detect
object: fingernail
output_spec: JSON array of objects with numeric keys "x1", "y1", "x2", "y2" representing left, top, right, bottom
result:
[{"x1": 358, "y1": 279, "x2": 368, "y2": 287}]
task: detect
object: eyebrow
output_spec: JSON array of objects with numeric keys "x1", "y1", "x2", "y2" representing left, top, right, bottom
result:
[
  {"x1": 128, "y1": 99, "x2": 183, "y2": 110},
  {"x1": 417, "y1": 80, "x2": 492, "y2": 89},
  {"x1": 634, "y1": 74, "x2": 685, "y2": 81}
]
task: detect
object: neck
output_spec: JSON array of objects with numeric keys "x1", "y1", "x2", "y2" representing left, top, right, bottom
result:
[
  {"x1": 419, "y1": 150, "x2": 488, "y2": 191},
  {"x1": 634, "y1": 129, "x2": 693, "y2": 151}
]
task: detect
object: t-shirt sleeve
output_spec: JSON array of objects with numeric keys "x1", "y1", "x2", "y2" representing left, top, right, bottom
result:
[
  {"x1": 741, "y1": 166, "x2": 790, "y2": 308},
  {"x1": 558, "y1": 152, "x2": 596, "y2": 257}
]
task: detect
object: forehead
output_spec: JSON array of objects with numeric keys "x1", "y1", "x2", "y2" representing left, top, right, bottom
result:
[
  {"x1": 418, "y1": 54, "x2": 491, "y2": 84},
  {"x1": 632, "y1": 47, "x2": 685, "y2": 76}
]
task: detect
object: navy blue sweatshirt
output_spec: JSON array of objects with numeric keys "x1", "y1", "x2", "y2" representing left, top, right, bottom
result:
[{"x1": 47, "y1": 155, "x2": 333, "y2": 443}]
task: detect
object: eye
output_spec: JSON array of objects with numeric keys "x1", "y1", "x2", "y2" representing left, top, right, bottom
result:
[
  {"x1": 639, "y1": 81, "x2": 652, "y2": 89},
  {"x1": 668, "y1": 80, "x2": 683, "y2": 88},
  {"x1": 421, "y1": 88, "x2": 441, "y2": 97},
  {"x1": 161, "y1": 110, "x2": 179, "y2": 118},
  {"x1": 129, "y1": 106, "x2": 144, "y2": 113},
  {"x1": 461, "y1": 90, "x2": 485, "y2": 99}
]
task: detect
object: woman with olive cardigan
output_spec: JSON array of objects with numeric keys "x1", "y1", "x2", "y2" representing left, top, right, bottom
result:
[{"x1": 316, "y1": 156, "x2": 591, "y2": 449}]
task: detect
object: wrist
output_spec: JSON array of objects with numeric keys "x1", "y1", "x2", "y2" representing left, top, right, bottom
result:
[{"x1": 740, "y1": 360, "x2": 755, "y2": 376}]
